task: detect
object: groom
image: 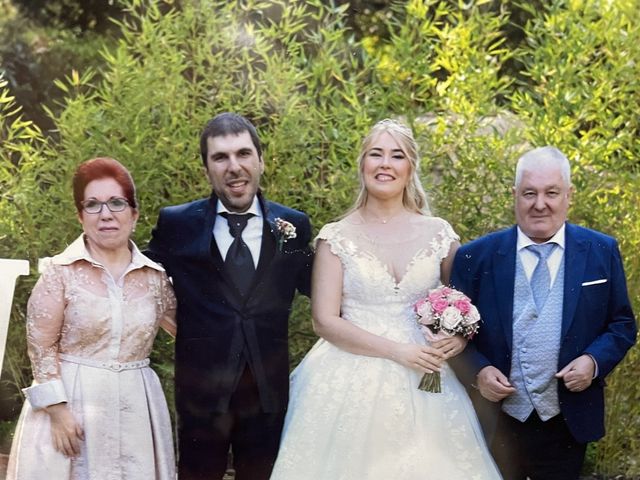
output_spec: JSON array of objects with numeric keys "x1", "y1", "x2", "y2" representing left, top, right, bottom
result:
[
  {"x1": 450, "y1": 146, "x2": 637, "y2": 479},
  {"x1": 147, "y1": 113, "x2": 313, "y2": 480}
]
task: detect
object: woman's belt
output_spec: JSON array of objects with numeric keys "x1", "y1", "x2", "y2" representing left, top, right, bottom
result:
[{"x1": 59, "y1": 353, "x2": 150, "y2": 372}]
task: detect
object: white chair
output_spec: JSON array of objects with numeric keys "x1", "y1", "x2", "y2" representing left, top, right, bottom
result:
[{"x1": 0, "y1": 259, "x2": 29, "y2": 375}]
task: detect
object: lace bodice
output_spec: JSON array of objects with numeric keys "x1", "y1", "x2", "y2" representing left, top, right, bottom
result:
[
  {"x1": 26, "y1": 236, "x2": 177, "y2": 384},
  {"x1": 316, "y1": 214, "x2": 458, "y2": 341}
]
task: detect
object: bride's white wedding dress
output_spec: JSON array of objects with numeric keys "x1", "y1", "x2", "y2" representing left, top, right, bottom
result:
[{"x1": 271, "y1": 215, "x2": 501, "y2": 480}]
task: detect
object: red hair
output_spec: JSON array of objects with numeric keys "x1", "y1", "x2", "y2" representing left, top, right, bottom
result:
[{"x1": 72, "y1": 157, "x2": 137, "y2": 212}]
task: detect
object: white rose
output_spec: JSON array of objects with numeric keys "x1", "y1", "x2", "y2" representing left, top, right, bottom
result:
[
  {"x1": 464, "y1": 305, "x2": 481, "y2": 325},
  {"x1": 441, "y1": 306, "x2": 463, "y2": 331},
  {"x1": 416, "y1": 303, "x2": 434, "y2": 321},
  {"x1": 448, "y1": 290, "x2": 468, "y2": 301}
]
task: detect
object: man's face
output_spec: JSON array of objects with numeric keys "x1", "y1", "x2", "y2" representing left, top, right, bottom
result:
[
  {"x1": 204, "y1": 131, "x2": 264, "y2": 213},
  {"x1": 513, "y1": 165, "x2": 571, "y2": 243}
]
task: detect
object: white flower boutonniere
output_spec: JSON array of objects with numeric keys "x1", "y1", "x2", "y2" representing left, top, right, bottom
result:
[{"x1": 274, "y1": 218, "x2": 297, "y2": 251}]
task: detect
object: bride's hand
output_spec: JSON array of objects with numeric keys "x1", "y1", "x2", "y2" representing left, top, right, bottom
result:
[
  {"x1": 390, "y1": 343, "x2": 445, "y2": 374},
  {"x1": 429, "y1": 333, "x2": 468, "y2": 359}
]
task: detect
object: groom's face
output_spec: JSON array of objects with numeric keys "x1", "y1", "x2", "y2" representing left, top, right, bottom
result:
[
  {"x1": 204, "y1": 131, "x2": 264, "y2": 213},
  {"x1": 514, "y1": 165, "x2": 571, "y2": 243}
]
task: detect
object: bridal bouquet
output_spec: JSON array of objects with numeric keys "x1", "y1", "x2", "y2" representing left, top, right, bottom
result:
[{"x1": 414, "y1": 286, "x2": 481, "y2": 393}]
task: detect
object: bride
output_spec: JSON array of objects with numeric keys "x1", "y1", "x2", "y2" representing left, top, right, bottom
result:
[{"x1": 270, "y1": 119, "x2": 501, "y2": 479}]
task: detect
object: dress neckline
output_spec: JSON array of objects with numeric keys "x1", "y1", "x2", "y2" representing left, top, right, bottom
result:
[{"x1": 365, "y1": 247, "x2": 435, "y2": 289}]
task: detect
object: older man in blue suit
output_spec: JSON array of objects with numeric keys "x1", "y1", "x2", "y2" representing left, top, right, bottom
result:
[{"x1": 450, "y1": 146, "x2": 637, "y2": 480}]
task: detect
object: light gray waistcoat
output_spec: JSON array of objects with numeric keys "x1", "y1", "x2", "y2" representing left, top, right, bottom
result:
[{"x1": 502, "y1": 254, "x2": 564, "y2": 421}]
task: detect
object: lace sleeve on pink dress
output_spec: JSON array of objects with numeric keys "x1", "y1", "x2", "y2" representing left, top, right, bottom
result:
[
  {"x1": 22, "y1": 259, "x2": 68, "y2": 409},
  {"x1": 158, "y1": 271, "x2": 177, "y2": 337}
]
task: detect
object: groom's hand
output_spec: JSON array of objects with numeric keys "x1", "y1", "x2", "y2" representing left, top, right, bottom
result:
[{"x1": 476, "y1": 366, "x2": 516, "y2": 402}]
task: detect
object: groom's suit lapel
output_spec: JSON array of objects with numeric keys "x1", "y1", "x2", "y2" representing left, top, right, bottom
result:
[
  {"x1": 252, "y1": 195, "x2": 278, "y2": 294},
  {"x1": 199, "y1": 196, "x2": 226, "y2": 275},
  {"x1": 561, "y1": 223, "x2": 589, "y2": 339},
  {"x1": 493, "y1": 226, "x2": 518, "y2": 351}
]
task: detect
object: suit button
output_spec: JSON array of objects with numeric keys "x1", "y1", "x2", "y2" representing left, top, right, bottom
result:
[
  {"x1": 521, "y1": 347, "x2": 527, "y2": 353},
  {"x1": 527, "y1": 379, "x2": 533, "y2": 384}
]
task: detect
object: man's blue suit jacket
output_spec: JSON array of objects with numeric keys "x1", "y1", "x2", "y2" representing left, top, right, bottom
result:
[
  {"x1": 147, "y1": 193, "x2": 313, "y2": 417},
  {"x1": 450, "y1": 223, "x2": 637, "y2": 443}
]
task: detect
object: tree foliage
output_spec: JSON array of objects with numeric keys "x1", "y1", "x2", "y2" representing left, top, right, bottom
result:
[
  {"x1": 1, "y1": 0, "x2": 638, "y2": 474},
  {"x1": 0, "y1": 2, "x2": 117, "y2": 131}
]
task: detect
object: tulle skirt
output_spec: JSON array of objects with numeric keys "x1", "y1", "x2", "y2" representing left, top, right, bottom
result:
[{"x1": 271, "y1": 339, "x2": 502, "y2": 480}]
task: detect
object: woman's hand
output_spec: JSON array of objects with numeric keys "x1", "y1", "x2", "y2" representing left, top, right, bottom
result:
[
  {"x1": 390, "y1": 343, "x2": 445, "y2": 374},
  {"x1": 424, "y1": 329, "x2": 468, "y2": 359},
  {"x1": 47, "y1": 403, "x2": 84, "y2": 457}
]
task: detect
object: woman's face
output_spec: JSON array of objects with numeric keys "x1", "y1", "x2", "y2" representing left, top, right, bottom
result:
[
  {"x1": 362, "y1": 131, "x2": 411, "y2": 202},
  {"x1": 79, "y1": 177, "x2": 138, "y2": 253}
]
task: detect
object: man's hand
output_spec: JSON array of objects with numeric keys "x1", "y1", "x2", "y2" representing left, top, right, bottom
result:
[
  {"x1": 555, "y1": 354, "x2": 595, "y2": 393},
  {"x1": 476, "y1": 365, "x2": 516, "y2": 402}
]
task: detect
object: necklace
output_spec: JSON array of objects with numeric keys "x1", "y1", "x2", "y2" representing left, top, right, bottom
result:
[{"x1": 359, "y1": 208, "x2": 406, "y2": 225}]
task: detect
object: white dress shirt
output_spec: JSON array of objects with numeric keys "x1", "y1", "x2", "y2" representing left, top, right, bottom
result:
[
  {"x1": 214, "y1": 196, "x2": 263, "y2": 268},
  {"x1": 516, "y1": 224, "x2": 566, "y2": 287}
]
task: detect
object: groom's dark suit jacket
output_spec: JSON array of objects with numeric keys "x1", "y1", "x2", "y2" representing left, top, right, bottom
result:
[
  {"x1": 450, "y1": 223, "x2": 637, "y2": 444},
  {"x1": 147, "y1": 193, "x2": 312, "y2": 417}
]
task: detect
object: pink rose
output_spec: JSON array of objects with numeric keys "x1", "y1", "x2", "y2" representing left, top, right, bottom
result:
[
  {"x1": 431, "y1": 298, "x2": 449, "y2": 314},
  {"x1": 453, "y1": 299, "x2": 471, "y2": 315},
  {"x1": 440, "y1": 286, "x2": 453, "y2": 296},
  {"x1": 427, "y1": 290, "x2": 442, "y2": 303}
]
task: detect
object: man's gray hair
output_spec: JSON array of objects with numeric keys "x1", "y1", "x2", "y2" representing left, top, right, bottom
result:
[{"x1": 514, "y1": 146, "x2": 571, "y2": 187}]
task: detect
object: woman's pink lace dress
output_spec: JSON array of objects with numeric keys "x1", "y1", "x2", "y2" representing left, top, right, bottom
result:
[{"x1": 7, "y1": 236, "x2": 177, "y2": 480}]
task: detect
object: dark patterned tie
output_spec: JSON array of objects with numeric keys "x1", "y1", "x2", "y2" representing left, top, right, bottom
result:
[
  {"x1": 526, "y1": 243, "x2": 557, "y2": 310},
  {"x1": 221, "y1": 213, "x2": 255, "y2": 296}
]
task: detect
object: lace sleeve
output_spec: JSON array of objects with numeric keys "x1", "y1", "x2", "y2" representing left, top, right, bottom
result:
[
  {"x1": 435, "y1": 218, "x2": 460, "y2": 261},
  {"x1": 158, "y1": 271, "x2": 177, "y2": 337},
  {"x1": 26, "y1": 259, "x2": 65, "y2": 382},
  {"x1": 23, "y1": 259, "x2": 69, "y2": 409},
  {"x1": 314, "y1": 222, "x2": 353, "y2": 261}
]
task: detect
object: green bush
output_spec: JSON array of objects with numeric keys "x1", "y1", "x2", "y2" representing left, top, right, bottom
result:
[
  {"x1": 1, "y1": 0, "x2": 638, "y2": 475},
  {"x1": 0, "y1": 2, "x2": 117, "y2": 132}
]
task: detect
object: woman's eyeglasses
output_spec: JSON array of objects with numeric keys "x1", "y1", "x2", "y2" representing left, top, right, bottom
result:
[{"x1": 81, "y1": 197, "x2": 130, "y2": 214}]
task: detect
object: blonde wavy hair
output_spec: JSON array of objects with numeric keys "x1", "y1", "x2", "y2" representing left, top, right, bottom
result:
[{"x1": 347, "y1": 119, "x2": 430, "y2": 216}]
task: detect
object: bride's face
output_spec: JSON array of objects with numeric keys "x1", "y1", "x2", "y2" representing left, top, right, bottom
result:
[{"x1": 362, "y1": 131, "x2": 411, "y2": 202}]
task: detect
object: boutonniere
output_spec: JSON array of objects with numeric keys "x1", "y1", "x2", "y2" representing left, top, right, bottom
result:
[{"x1": 274, "y1": 217, "x2": 297, "y2": 251}]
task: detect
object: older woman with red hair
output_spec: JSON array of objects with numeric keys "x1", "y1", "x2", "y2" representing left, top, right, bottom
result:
[{"x1": 7, "y1": 157, "x2": 177, "y2": 479}]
